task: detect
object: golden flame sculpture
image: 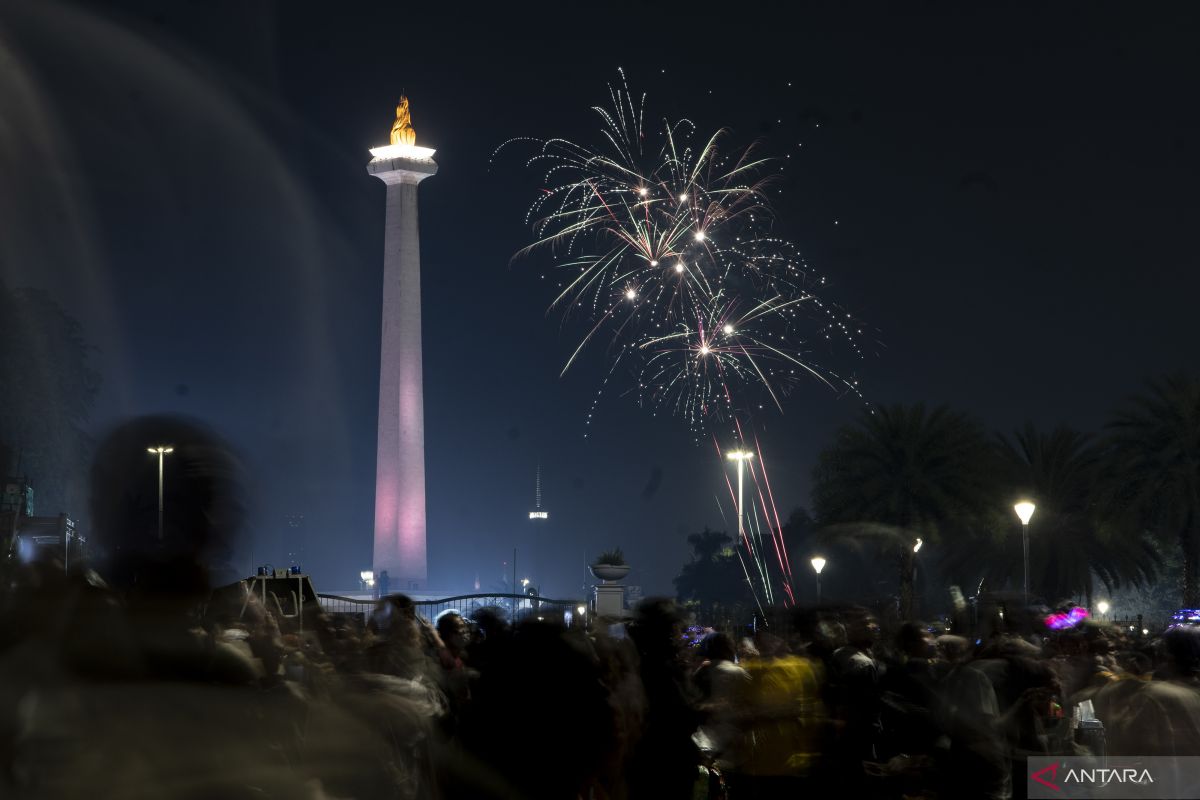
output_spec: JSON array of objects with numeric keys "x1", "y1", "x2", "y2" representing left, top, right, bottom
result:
[{"x1": 390, "y1": 95, "x2": 416, "y2": 146}]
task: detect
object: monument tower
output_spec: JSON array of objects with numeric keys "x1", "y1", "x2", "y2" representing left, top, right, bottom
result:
[{"x1": 368, "y1": 96, "x2": 437, "y2": 590}]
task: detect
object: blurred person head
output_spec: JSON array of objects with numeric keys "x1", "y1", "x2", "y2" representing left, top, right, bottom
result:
[
  {"x1": 369, "y1": 594, "x2": 420, "y2": 642},
  {"x1": 628, "y1": 597, "x2": 689, "y2": 676},
  {"x1": 470, "y1": 606, "x2": 510, "y2": 640},
  {"x1": 1158, "y1": 626, "x2": 1200, "y2": 681},
  {"x1": 1116, "y1": 649, "x2": 1153, "y2": 677},
  {"x1": 698, "y1": 631, "x2": 736, "y2": 663},
  {"x1": 367, "y1": 593, "x2": 442, "y2": 679},
  {"x1": 753, "y1": 630, "x2": 789, "y2": 658},
  {"x1": 897, "y1": 621, "x2": 936, "y2": 660},
  {"x1": 738, "y1": 636, "x2": 760, "y2": 661},
  {"x1": 435, "y1": 609, "x2": 471, "y2": 659},
  {"x1": 89, "y1": 415, "x2": 246, "y2": 607},
  {"x1": 842, "y1": 606, "x2": 880, "y2": 650},
  {"x1": 936, "y1": 634, "x2": 972, "y2": 664}
]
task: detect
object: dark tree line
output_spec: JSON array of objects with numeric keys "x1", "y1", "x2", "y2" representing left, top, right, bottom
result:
[
  {"x1": 675, "y1": 374, "x2": 1200, "y2": 620},
  {"x1": 811, "y1": 374, "x2": 1199, "y2": 615}
]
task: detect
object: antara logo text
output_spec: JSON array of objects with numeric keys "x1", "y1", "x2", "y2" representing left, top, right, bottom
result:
[{"x1": 1032, "y1": 762, "x2": 1155, "y2": 791}]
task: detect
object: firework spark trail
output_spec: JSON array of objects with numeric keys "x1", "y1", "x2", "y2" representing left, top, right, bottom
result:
[
  {"x1": 748, "y1": 462, "x2": 788, "y2": 591},
  {"x1": 752, "y1": 432, "x2": 794, "y2": 582},
  {"x1": 734, "y1": 418, "x2": 794, "y2": 592},
  {"x1": 715, "y1": 491, "x2": 771, "y2": 615},
  {"x1": 715, "y1": 436, "x2": 790, "y2": 607},
  {"x1": 747, "y1": 499, "x2": 775, "y2": 605},
  {"x1": 715, "y1": 422, "x2": 797, "y2": 607},
  {"x1": 503, "y1": 73, "x2": 869, "y2": 609},
  {"x1": 500, "y1": 70, "x2": 864, "y2": 433}
]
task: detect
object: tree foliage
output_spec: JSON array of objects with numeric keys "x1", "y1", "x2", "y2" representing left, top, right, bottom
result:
[
  {"x1": 677, "y1": 376, "x2": 1200, "y2": 617},
  {"x1": 1105, "y1": 373, "x2": 1200, "y2": 606},
  {"x1": 673, "y1": 528, "x2": 753, "y2": 623},
  {"x1": 941, "y1": 423, "x2": 1159, "y2": 606},
  {"x1": 811, "y1": 404, "x2": 994, "y2": 616}
]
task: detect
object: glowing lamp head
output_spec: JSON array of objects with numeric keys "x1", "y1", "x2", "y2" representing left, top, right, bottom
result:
[
  {"x1": 576, "y1": 605, "x2": 587, "y2": 615},
  {"x1": 521, "y1": 577, "x2": 530, "y2": 587},
  {"x1": 722, "y1": 324, "x2": 734, "y2": 335},
  {"x1": 1014, "y1": 501, "x2": 1036, "y2": 525},
  {"x1": 1097, "y1": 601, "x2": 1110, "y2": 615},
  {"x1": 726, "y1": 450, "x2": 754, "y2": 462},
  {"x1": 810, "y1": 556, "x2": 826, "y2": 575},
  {"x1": 913, "y1": 537, "x2": 924, "y2": 553},
  {"x1": 360, "y1": 570, "x2": 374, "y2": 585},
  {"x1": 147, "y1": 445, "x2": 174, "y2": 455},
  {"x1": 368, "y1": 143, "x2": 437, "y2": 161}
]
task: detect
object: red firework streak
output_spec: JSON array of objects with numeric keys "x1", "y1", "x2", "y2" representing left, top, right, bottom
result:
[{"x1": 714, "y1": 426, "x2": 797, "y2": 607}]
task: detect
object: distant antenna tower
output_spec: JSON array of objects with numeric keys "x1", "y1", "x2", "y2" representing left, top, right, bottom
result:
[{"x1": 528, "y1": 462, "x2": 549, "y2": 520}]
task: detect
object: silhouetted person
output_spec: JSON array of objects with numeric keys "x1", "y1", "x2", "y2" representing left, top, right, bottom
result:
[
  {"x1": 733, "y1": 632, "x2": 826, "y2": 797},
  {"x1": 626, "y1": 598, "x2": 701, "y2": 800},
  {"x1": 377, "y1": 569, "x2": 390, "y2": 599},
  {"x1": 1, "y1": 416, "x2": 420, "y2": 799},
  {"x1": 453, "y1": 617, "x2": 611, "y2": 799},
  {"x1": 1103, "y1": 626, "x2": 1200, "y2": 757},
  {"x1": 879, "y1": 622, "x2": 941, "y2": 762}
]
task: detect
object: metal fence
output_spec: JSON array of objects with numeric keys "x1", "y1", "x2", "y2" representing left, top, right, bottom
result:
[
  {"x1": 316, "y1": 594, "x2": 374, "y2": 619},
  {"x1": 317, "y1": 592, "x2": 586, "y2": 625}
]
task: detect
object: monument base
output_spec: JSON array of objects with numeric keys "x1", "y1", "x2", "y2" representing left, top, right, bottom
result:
[{"x1": 594, "y1": 583, "x2": 626, "y2": 618}]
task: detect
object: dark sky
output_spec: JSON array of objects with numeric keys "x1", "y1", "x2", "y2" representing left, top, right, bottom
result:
[{"x1": 3, "y1": 0, "x2": 1198, "y2": 597}]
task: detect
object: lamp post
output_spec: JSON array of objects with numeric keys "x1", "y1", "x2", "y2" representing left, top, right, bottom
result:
[
  {"x1": 147, "y1": 446, "x2": 174, "y2": 540},
  {"x1": 726, "y1": 450, "x2": 755, "y2": 547},
  {"x1": 911, "y1": 538, "x2": 924, "y2": 617},
  {"x1": 1097, "y1": 600, "x2": 1110, "y2": 621},
  {"x1": 1013, "y1": 501, "x2": 1036, "y2": 607},
  {"x1": 811, "y1": 556, "x2": 826, "y2": 603}
]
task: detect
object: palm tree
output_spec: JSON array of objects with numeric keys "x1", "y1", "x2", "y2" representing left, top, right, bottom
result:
[
  {"x1": 958, "y1": 424, "x2": 1158, "y2": 605},
  {"x1": 1105, "y1": 374, "x2": 1200, "y2": 607},
  {"x1": 812, "y1": 404, "x2": 994, "y2": 618}
]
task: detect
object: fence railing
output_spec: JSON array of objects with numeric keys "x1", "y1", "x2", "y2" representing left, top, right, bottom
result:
[
  {"x1": 316, "y1": 594, "x2": 375, "y2": 618},
  {"x1": 317, "y1": 592, "x2": 585, "y2": 625}
]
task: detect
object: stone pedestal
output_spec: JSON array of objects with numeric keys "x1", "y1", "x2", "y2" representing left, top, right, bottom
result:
[
  {"x1": 368, "y1": 146, "x2": 437, "y2": 591},
  {"x1": 595, "y1": 583, "x2": 626, "y2": 618}
]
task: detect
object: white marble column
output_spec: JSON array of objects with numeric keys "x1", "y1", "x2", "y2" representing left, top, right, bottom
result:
[{"x1": 368, "y1": 148, "x2": 437, "y2": 591}]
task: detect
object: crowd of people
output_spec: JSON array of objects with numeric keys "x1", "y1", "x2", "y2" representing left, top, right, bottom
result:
[{"x1": 2, "y1": 417, "x2": 1199, "y2": 799}]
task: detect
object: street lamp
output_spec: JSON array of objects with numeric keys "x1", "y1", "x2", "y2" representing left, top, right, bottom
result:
[
  {"x1": 1097, "y1": 600, "x2": 1110, "y2": 620},
  {"x1": 811, "y1": 556, "x2": 826, "y2": 603},
  {"x1": 726, "y1": 449, "x2": 755, "y2": 548},
  {"x1": 1013, "y1": 501, "x2": 1036, "y2": 607},
  {"x1": 147, "y1": 446, "x2": 174, "y2": 540},
  {"x1": 911, "y1": 538, "x2": 924, "y2": 616}
]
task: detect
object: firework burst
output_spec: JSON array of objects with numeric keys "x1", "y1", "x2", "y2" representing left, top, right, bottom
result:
[{"x1": 500, "y1": 72, "x2": 863, "y2": 432}]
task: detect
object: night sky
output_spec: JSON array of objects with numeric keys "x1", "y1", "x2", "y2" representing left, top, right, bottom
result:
[{"x1": 3, "y1": 1, "x2": 1198, "y2": 597}]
